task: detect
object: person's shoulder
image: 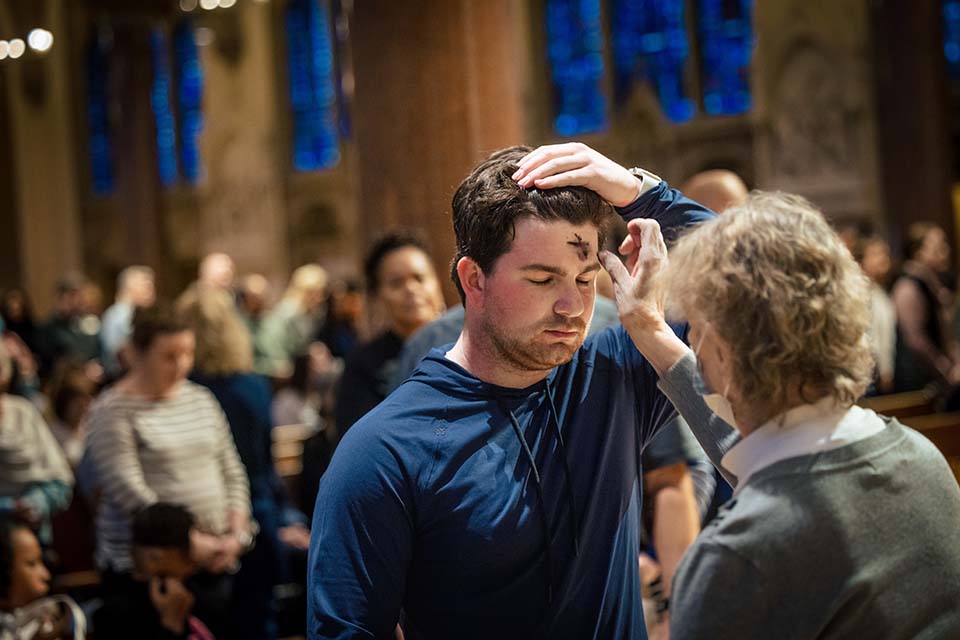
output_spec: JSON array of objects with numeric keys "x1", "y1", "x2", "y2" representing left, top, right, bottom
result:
[
  {"x1": 180, "y1": 379, "x2": 220, "y2": 403},
  {"x1": 345, "y1": 331, "x2": 404, "y2": 371},
  {"x1": 88, "y1": 384, "x2": 127, "y2": 414},
  {"x1": 0, "y1": 392, "x2": 38, "y2": 415},
  {"x1": 892, "y1": 420, "x2": 960, "y2": 476},
  {"x1": 697, "y1": 484, "x2": 802, "y2": 554}
]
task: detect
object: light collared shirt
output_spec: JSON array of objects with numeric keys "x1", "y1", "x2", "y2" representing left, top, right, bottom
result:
[{"x1": 721, "y1": 397, "x2": 887, "y2": 493}]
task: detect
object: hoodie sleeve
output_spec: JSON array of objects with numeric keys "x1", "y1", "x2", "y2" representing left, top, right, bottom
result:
[
  {"x1": 307, "y1": 424, "x2": 414, "y2": 639},
  {"x1": 614, "y1": 180, "x2": 716, "y2": 245}
]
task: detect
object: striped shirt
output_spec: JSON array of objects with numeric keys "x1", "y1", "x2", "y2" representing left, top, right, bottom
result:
[{"x1": 84, "y1": 381, "x2": 251, "y2": 572}]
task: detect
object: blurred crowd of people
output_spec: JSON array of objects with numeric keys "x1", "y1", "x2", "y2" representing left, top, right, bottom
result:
[
  {"x1": 0, "y1": 235, "x2": 447, "y2": 639},
  {"x1": 841, "y1": 221, "x2": 960, "y2": 404},
  {"x1": 2, "y1": 177, "x2": 959, "y2": 638}
]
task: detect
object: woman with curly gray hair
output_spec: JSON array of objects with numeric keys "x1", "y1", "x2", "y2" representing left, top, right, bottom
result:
[{"x1": 600, "y1": 192, "x2": 960, "y2": 639}]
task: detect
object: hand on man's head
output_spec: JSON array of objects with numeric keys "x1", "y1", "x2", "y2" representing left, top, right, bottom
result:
[{"x1": 512, "y1": 142, "x2": 641, "y2": 207}]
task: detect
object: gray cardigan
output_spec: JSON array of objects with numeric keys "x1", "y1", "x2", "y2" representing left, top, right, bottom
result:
[{"x1": 660, "y1": 353, "x2": 960, "y2": 639}]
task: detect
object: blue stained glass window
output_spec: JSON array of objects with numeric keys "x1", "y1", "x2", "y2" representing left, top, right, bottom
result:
[
  {"x1": 698, "y1": 0, "x2": 754, "y2": 116},
  {"x1": 545, "y1": 0, "x2": 609, "y2": 136},
  {"x1": 86, "y1": 31, "x2": 115, "y2": 195},
  {"x1": 611, "y1": 0, "x2": 694, "y2": 123},
  {"x1": 150, "y1": 28, "x2": 179, "y2": 187},
  {"x1": 174, "y1": 20, "x2": 203, "y2": 183},
  {"x1": 286, "y1": 0, "x2": 340, "y2": 171},
  {"x1": 944, "y1": 0, "x2": 960, "y2": 79}
]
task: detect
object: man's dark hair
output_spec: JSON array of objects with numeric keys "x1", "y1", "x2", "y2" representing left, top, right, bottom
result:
[
  {"x1": 131, "y1": 303, "x2": 191, "y2": 352},
  {"x1": 0, "y1": 515, "x2": 34, "y2": 600},
  {"x1": 132, "y1": 503, "x2": 194, "y2": 551},
  {"x1": 364, "y1": 232, "x2": 429, "y2": 293},
  {"x1": 450, "y1": 146, "x2": 612, "y2": 303},
  {"x1": 54, "y1": 273, "x2": 86, "y2": 296}
]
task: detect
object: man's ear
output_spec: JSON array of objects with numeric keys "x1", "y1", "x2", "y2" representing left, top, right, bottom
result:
[{"x1": 456, "y1": 257, "x2": 486, "y2": 308}]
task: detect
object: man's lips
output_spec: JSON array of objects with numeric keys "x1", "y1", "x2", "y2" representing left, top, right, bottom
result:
[{"x1": 543, "y1": 327, "x2": 581, "y2": 338}]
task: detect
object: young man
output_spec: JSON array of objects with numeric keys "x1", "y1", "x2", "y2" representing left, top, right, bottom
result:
[
  {"x1": 307, "y1": 143, "x2": 714, "y2": 639},
  {"x1": 100, "y1": 266, "x2": 157, "y2": 378},
  {"x1": 94, "y1": 503, "x2": 214, "y2": 639}
]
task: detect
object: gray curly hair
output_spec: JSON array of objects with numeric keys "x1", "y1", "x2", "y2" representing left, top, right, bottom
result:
[{"x1": 662, "y1": 191, "x2": 874, "y2": 412}]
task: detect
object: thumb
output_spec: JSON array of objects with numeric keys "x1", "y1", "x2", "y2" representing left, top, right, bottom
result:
[{"x1": 599, "y1": 250, "x2": 631, "y2": 288}]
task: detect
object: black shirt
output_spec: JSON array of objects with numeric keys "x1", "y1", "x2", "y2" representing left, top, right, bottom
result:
[{"x1": 334, "y1": 330, "x2": 404, "y2": 436}]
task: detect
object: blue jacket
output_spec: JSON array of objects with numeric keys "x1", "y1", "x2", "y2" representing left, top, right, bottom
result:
[{"x1": 307, "y1": 183, "x2": 714, "y2": 639}]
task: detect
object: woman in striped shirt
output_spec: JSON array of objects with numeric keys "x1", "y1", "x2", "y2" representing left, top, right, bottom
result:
[{"x1": 83, "y1": 304, "x2": 252, "y2": 636}]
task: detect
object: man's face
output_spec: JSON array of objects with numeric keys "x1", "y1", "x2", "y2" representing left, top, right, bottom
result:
[
  {"x1": 56, "y1": 289, "x2": 83, "y2": 317},
  {"x1": 475, "y1": 218, "x2": 601, "y2": 375},
  {"x1": 201, "y1": 254, "x2": 236, "y2": 290},
  {"x1": 130, "y1": 274, "x2": 157, "y2": 309},
  {"x1": 377, "y1": 246, "x2": 442, "y2": 337},
  {"x1": 132, "y1": 545, "x2": 195, "y2": 582}
]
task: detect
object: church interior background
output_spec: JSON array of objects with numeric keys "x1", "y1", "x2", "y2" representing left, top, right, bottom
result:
[{"x1": 0, "y1": 0, "x2": 956, "y2": 313}]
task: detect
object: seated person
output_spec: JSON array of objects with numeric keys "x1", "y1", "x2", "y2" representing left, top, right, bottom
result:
[
  {"x1": 0, "y1": 344, "x2": 73, "y2": 547},
  {"x1": 94, "y1": 503, "x2": 214, "y2": 639},
  {"x1": 0, "y1": 515, "x2": 85, "y2": 639}
]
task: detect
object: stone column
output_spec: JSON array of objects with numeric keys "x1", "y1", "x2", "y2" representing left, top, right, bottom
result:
[
  {"x1": 195, "y1": 1, "x2": 290, "y2": 284},
  {"x1": 350, "y1": 0, "x2": 528, "y2": 301},
  {"x1": 873, "y1": 0, "x2": 955, "y2": 249},
  {"x1": 2, "y1": 0, "x2": 84, "y2": 314}
]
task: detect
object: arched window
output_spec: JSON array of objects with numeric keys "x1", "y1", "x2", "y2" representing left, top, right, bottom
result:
[
  {"x1": 611, "y1": 0, "x2": 694, "y2": 123},
  {"x1": 286, "y1": 0, "x2": 340, "y2": 171},
  {"x1": 174, "y1": 20, "x2": 203, "y2": 183},
  {"x1": 86, "y1": 29, "x2": 115, "y2": 195},
  {"x1": 944, "y1": 0, "x2": 960, "y2": 79},
  {"x1": 547, "y1": 0, "x2": 755, "y2": 132},
  {"x1": 150, "y1": 20, "x2": 203, "y2": 187},
  {"x1": 697, "y1": 0, "x2": 753, "y2": 116},
  {"x1": 150, "y1": 28, "x2": 179, "y2": 186},
  {"x1": 545, "y1": 0, "x2": 609, "y2": 135}
]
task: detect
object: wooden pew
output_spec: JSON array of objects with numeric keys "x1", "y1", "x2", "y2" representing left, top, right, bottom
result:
[
  {"x1": 272, "y1": 423, "x2": 316, "y2": 498},
  {"x1": 859, "y1": 390, "x2": 936, "y2": 420},
  {"x1": 900, "y1": 412, "x2": 960, "y2": 484}
]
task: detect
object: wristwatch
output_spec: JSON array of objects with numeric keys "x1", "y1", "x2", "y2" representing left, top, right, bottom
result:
[
  {"x1": 627, "y1": 167, "x2": 663, "y2": 194},
  {"x1": 233, "y1": 518, "x2": 260, "y2": 553}
]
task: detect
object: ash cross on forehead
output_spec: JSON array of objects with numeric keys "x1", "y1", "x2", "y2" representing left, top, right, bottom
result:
[{"x1": 567, "y1": 233, "x2": 592, "y2": 261}]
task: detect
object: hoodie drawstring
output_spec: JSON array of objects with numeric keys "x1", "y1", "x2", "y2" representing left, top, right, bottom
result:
[
  {"x1": 545, "y1": 384, "x2": 581, "y2": 557},
  {"x1": 498, "y1": 383, "x2": 581, "y2": 608}
]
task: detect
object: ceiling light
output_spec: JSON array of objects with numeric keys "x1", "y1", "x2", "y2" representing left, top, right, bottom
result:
[
  {"x1": 27, "y1": 29, "x2": 53, "y2": 53},
  {"x1": 8, "y1": 39, "x2": 25, "y2": 59}
]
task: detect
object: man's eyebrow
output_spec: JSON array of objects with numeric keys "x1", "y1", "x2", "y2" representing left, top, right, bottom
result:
[
  {"x1": 520, "y1": 264, "x2": 567, "y2": 276},
  {"x1": 579, "y1": 263, "x2": 602, "y2": 275},
  {"x1": 520, "y1": 263, "x2": 602, "y2": 276}
]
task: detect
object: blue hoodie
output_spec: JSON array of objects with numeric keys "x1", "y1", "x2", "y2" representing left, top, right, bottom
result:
[{"x1": 308, "y1": 183, "x2": 714, "y2": 639}]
